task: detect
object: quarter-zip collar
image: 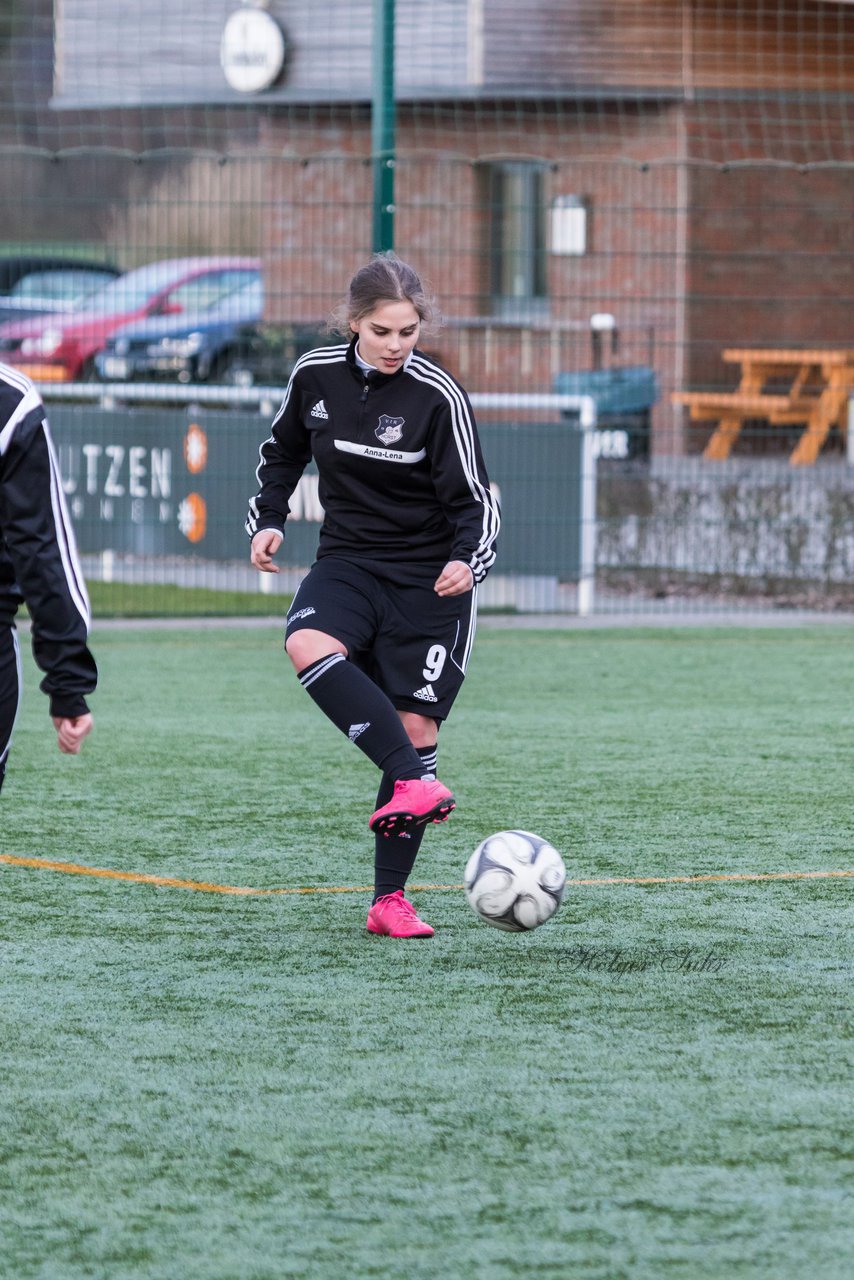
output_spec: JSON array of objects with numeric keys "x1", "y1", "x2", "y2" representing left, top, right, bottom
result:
[{"x1": 346, "y1": 334, "x2": 411, "y2": 388}]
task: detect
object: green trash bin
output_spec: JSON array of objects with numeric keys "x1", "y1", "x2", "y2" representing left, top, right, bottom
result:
[{"x1": 554, "y1": 366, "x2": 658, "y2": 459}]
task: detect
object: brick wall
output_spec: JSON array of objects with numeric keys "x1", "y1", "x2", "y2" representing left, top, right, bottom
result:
[{"x1": 257, "y1": 102, "x2": 684, "y2": 451}]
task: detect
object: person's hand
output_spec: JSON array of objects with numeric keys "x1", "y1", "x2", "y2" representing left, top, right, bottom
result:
[
  {"x1": 52, "y1": 714, "x2": 93, "y2": 755},
  {"x1": 434, "y1": 560, "x2": 474, "y2": 597},
  {"x1": 251, "y1": 529, "x2": 283, "y2": 573}
]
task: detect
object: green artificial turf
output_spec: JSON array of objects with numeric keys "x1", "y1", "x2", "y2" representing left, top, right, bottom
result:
[
  {"x1": 84, "y1": 581, "x2": 293, "y2": 618},
  {"x1": 1, "y1": 625, "x2": 852, "y2": 1279}
]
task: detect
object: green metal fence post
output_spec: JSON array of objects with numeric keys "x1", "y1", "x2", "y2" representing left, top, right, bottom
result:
[{"x1": 372, "y1": 0, "x2": 396, "y2": 252}]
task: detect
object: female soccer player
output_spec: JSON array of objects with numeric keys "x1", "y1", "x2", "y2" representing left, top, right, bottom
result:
[{"x1": 247, "y1": 252, "x2": 500, "y2": 937}]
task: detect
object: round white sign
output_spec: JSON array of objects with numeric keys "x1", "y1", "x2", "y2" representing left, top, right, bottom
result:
[{"x1": 220, "y1": 9, "x2": 286, "y2": 94}]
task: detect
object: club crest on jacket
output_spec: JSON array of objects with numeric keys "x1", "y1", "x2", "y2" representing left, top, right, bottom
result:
[{"x1": 375, "y1": 415, "x2": 404, "y2": 445}]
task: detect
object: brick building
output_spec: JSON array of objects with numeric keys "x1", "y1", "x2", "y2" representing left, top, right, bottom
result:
[{"x1": 3, "y1": 1, "x2": 854, "y2": 453}]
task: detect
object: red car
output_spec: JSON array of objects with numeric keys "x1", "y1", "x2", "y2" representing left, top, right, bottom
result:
[{"x1": 0, "y1": 256, "x2": 260, "y2": 382}]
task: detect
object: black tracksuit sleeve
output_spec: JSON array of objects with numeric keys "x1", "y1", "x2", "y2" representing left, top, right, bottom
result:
[
  {"x1": 426, "y1": 388, "x2": 500, "y2": 584},
  {"x1": 245, "y1": 370, "x2": 313, "y2": 539},
  {"x1": 0, "y1": 403, "x2": 97, "y2": 718}
]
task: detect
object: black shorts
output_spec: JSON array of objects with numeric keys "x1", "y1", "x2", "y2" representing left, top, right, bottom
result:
[{"x1": 285, "y1": 555, "x2": 478, "y2": 721}]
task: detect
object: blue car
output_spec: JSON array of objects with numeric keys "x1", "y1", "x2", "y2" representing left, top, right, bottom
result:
[{"x1": 96, "y1": 272, "x2": 263, "y2": 383}]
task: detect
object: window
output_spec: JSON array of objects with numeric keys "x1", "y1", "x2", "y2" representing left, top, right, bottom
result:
[
  {"x1": 486, "y1": 162, "x2": 548, "y2": 319},
  {"x1": 164, "y1": 270, "x2": 260, "y2": 314}
]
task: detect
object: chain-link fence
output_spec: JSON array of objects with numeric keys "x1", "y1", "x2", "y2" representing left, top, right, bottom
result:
[{"x1": 2, "y1": 1, "x2": 854, "y2": 615}]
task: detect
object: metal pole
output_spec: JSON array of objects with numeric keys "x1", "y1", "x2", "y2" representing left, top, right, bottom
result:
[
  {"x1": 577, "y1": 396, "x2": 598, "y2": 617},
  {"x1": 372, "y1": 0, "x2": 396, "y2": 252}
]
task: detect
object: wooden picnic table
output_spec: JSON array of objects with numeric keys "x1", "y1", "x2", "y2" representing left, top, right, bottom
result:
[{"x1": 672, "y1": 347, "x2": 854, "y2": 464}]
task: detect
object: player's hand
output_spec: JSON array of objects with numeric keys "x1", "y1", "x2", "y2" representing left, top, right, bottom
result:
[
  {"x1": 52, "y1": 713, "x2": 93, "y2": 755},
  {"x1": 251, "y1": 529, "x2": 283, "y2": 573},
  {"x1": 434, "y1": 560, "x2": 474, "y2": 597}
]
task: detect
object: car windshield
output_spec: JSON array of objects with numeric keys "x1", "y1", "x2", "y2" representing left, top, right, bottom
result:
[
  {"x1": 168, "y1": 272, "x2": 256, "y2": 314},
  {"x1": 75, "y1": 263, "x2": 258, "y2": 316},
  {"x1": 74, "y1": 268, "x2": 179, "y2": 314},
  {"x1": 75, "y1": 262, "x2": 225, "y2": 315},
  {"x1": 208, "y1": 276, "x2": 263, "y2": 314},
  {"x1": 9, "y1": 268, "x2": 117, "y2": 305}
]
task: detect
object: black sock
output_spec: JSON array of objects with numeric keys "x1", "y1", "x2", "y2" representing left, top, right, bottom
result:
[
  {"x1": 373, "y1": 745, "x2": 437, "y2": 903},
  {"x1": 298, "y1": 653, "x2": 426, "y2": 781}
]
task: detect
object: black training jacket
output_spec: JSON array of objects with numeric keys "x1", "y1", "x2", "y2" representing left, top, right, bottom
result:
[
  {"x1": 0, "y1": 364, "x2": 97, "y2": 717},
  {"x1": 246, "y1": 339, "x2": 500, "y2": 581}
]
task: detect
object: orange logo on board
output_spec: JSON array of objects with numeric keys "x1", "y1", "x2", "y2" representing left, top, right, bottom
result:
[
  {"x1": 184, "y1": 424, "x2": 208, "y2": 474},
  {"x1": 178, "y1": 493, "x2": 207, "y2": 543}
]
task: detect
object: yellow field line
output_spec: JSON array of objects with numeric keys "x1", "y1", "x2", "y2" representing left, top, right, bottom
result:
[{"x1": 1, "y1": 853, "x2": 852, "y2": 897}]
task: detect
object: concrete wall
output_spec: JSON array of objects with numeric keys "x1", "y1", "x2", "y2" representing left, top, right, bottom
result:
[{"x1": 598, "y1": 456, "x2": 854, "y2": 584}]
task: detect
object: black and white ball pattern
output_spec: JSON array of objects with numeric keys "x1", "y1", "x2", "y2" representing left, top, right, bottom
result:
[{"x1": 464, "y1": 830, "x2": 566, "y2": 932}]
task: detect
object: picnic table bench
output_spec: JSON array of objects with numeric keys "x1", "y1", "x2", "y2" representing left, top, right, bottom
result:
[{"x1": 672, "y1": 348, "x2": 854, "y2": 464}]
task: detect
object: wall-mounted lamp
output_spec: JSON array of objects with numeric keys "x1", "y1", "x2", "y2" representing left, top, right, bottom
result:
[{"x1": 550, "y1": 195, "x2": 588, "y2": 256}]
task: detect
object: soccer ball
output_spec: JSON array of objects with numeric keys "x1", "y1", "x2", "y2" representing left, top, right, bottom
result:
[{"x1": 464, "y1": 830, "x2": 566, "y2": 932}]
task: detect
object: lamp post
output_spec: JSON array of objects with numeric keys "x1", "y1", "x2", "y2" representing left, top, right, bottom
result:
[{"x1": 372, "y1": 0, "x2": 396, "y2": 252}]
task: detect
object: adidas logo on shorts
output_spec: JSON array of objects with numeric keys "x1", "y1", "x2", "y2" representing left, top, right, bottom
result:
[
  {"x1": 413, "y1": 684, "x2": 438, "y2": 703},
  {"x1": 311, "y1": 399, "x2": 329, "y2": 420}
]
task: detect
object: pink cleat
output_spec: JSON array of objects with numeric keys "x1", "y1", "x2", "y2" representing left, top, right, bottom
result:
[
  {"x1": 369, "y1": 777, "x2": 456, "y2": 837},
  {"x1": 366, "y1": 890, "x2": 435, "y2": 938}
]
